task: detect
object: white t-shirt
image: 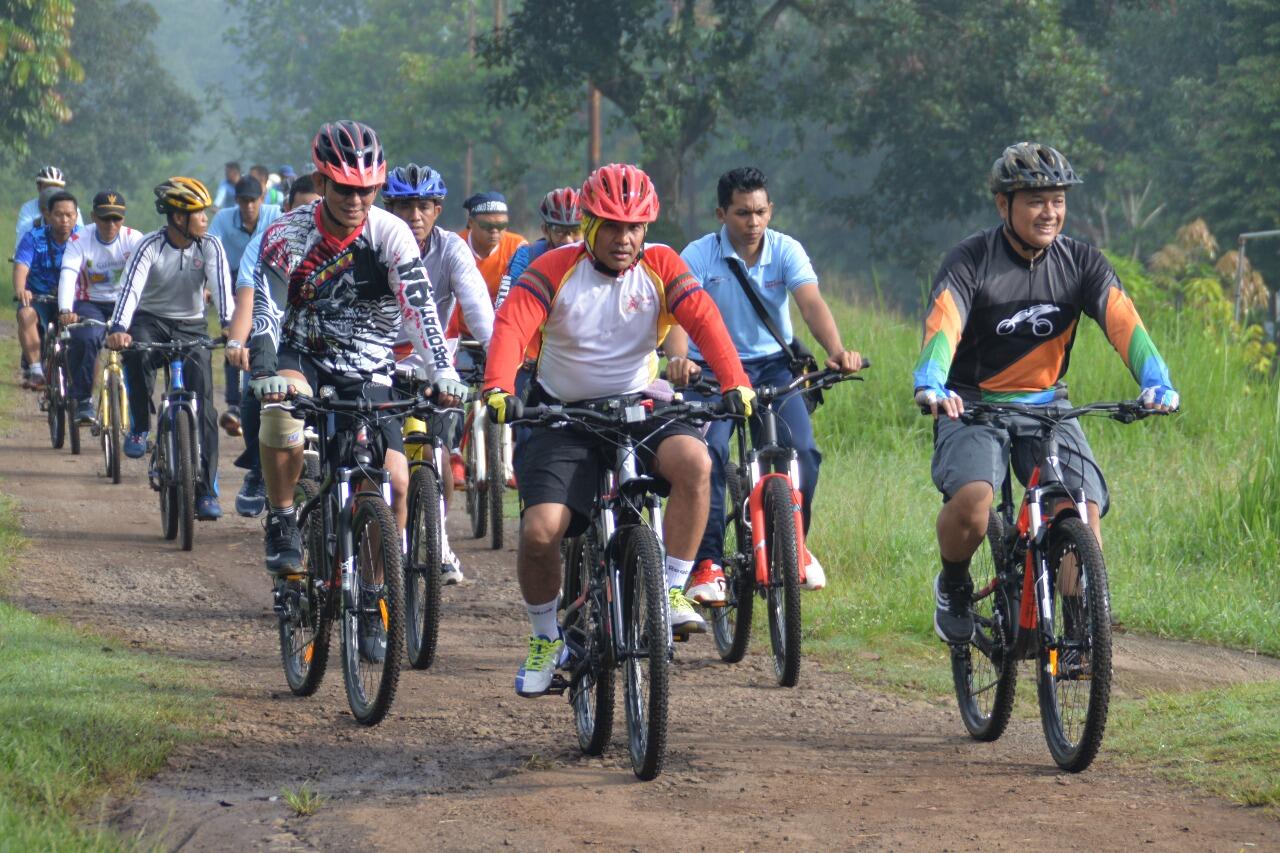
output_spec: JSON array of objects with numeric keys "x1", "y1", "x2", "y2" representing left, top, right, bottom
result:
[{"x1": 57, "y1": 224, "x2": 145, "y2": 311}]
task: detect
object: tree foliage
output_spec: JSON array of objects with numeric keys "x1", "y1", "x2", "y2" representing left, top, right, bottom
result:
[
  {"x1": 0, "y1": 0, "x2": 83, "y2": 157},
  {"x1": 23, "y1": 0, "x2": 199, "y2": 194}
]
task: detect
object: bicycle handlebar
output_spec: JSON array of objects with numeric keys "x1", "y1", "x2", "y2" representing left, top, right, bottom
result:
[
  {"x1": 267, "y1": 390, "x2": 440, "y2": 418},
  {"x1": 509, "y1": 397, "x2": 738, "y2": 428},
  {"x1": 126, "y1": 338, "x2": 223, "y2": 353},
  {"x1": 958, "y1": 399, "x2": 1170, "y2": 426},
  {"x1": 668, "y1": 360, "x2": 870, "y2": 402}
]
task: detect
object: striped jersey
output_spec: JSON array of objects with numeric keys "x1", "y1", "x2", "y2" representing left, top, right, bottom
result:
[
  {"x1": 109, "y1": 229, "x2": 232, "y2": 331},
  {"x1": 58, "y1": 224, "x2": 145, "y2": 310}
]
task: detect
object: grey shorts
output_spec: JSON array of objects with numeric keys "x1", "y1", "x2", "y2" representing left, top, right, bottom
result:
[{"x1": 931, "y1": 409, "x2": 1110, "y2": 516}]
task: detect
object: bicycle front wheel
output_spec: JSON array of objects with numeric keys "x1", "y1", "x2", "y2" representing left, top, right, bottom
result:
[
  {"x1": 952, "y1": 509, "x2": 1018, "y2": 741},
  {"x1": 486, "y1": 420, "x2": 504, "y2": 550},
  {"x1": 47, "y1": 383, "x2": 66, "y2": 449},
  {"x1": 103, "y1": 374, "x2": 123, "y2": 484},
  {"x1": 763, "y1": 477, "x2": 802, "y2": 687},
  {"x1": 621, "y1": 526, "x2": 669, "y2": 780},
  {"x1": 712, "y1": 460, "x2": 754, "y2": 663},
  {"x1": 278, "y1": 479, "x2": 334, "y2": 695},
  {"x1": 67, "y1": 396, "x2": 81, "y2": 455},
  {"x1": 565, "y1": 535, "x2": 614, "y2": 756},
  {"x1": 174, "y1": 408, "x2": 197, "y2": 551},
  {"x1": 341, "y1": 494, "x2": 404, "y2": 725},
  {"x1": 157, "y1": 425, "x2": 178, "y2": 541},
  {"x1": 1037, "y1": 516, "x2": 1112, "y2": 772},
  {"x1": 405, "y1": 465, "x2": 443, "y2": 670}
]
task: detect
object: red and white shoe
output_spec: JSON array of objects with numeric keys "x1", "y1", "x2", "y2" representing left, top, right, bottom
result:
[
  {"x1": 686, "y1": 559, "x2": 727, "y2": 604},
  {"x1": 803, "y1": 549, "x2": 826, "y2": 590}
]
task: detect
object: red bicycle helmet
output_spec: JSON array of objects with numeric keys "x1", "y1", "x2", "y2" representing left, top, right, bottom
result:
[
  {"x1": 311, "y1": 120, "x2": 386, "y2": 188},
  {"x1": 579, "y1": 164, "x2": 659, "y2": 224},
  {"x1": 539, "y1": 187, "x2": 582, "y2": 226}
]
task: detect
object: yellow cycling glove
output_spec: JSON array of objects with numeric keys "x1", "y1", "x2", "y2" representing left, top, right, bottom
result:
[
  {"x1": 722, "y1": 386, "x2": 756, "y2": 418},
  {"x1": 484, "y1": 388, "x2": 523, "y2": 424}
]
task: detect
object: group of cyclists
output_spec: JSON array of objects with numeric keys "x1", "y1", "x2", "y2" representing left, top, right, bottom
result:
[{"x1": 11, "y1": 125, "x2": 1179, "y2": 709}]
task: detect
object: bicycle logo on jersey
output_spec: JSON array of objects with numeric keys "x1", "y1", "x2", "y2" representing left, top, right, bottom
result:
[{"x1": 996, "y1": 304, "x2": 1059, "y2": 337}]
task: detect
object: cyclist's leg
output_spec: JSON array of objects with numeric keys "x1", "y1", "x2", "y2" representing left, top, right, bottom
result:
[
  {"x1": 15, "y1": 304, "x2": 43, "y2": 369},
  {"x1": 67, "y1": 300, "x2": 109, "y2": 402},
  {"x1": 223, "y1": 359, "x2": 241, "y2": 408},
  {"x1": 259, "y1": 370, "x2": 309, "y2": 508},
  {"x1": 234, "y1": 371, "x2": 261, "y2": 470},
  {"x1": 174, "y1": 320, "x2": 219, "y2": 495},
  {"x1": 123, "y1": 313, "x2": 164, "y2": 435},
  {"x1": 650, "y1": 431, "x2": 712, "y2": 563}
]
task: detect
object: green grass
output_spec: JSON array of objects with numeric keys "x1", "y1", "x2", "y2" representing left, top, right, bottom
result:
[
  {"x1": 280, "y1": 782, "x2": 325, "y2": 817},
  {"x1": 0, "y1": 248, "x2": 214, "y2": 848}
]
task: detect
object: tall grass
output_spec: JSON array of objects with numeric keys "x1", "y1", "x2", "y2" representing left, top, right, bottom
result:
[{"x1": 801, "y1": 295, "x2": 1280, "y2": 656}]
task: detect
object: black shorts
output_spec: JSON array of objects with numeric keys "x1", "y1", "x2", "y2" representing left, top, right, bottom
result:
[
  {"x1": 277, "y1": 345, "x2": 405, "y2": 456},
  {"x1": 516, "y1": 411, "x2": 705, "y2": 537}
]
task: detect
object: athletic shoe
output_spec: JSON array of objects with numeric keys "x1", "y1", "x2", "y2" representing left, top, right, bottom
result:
[
  {"x1": 264, "y1": 510, "x2": 303, "y2": 574},
  {"x1": 195, "y1": 495, "x2": 222, "y2": 521},
  {"x1": 219, "y1": 405, "x2": 242, "y2": 437},
  {"x1": 515, "y1": 633, "x2": 568, "y2": 697},
  {"x1": 76, "y1": 398, "x2": 95, "y2": 423},
  {"x1": 802, "y1": 549, "x2": 826, "y2": 590},
  {"x1": 669, "y1": 587, "x2": 706, "y2": 636},
  {"x1": 450, "y1": 451, "x2": 466, "y2": 488},
  {"x1": 933, "y1": 573, "x2": 974, "y2": 644},
  {"x1": 124, "y1": 430, "x2": 149, "y2": 458},
  {"x1": 686, "y1": 559, "x2": 727, "y2": 604},
  {"x1": 235, "y1": 469, "x2": 267, "y2": 518},
  {"x1": 441, "y1": 543, "x2": 464, "y2": 585},
  {"x1": 357, "y1": 581, "x2": 388, "y2": 664},
  {"x1": 26, "y1": 367, "x2": 45, "y2": 390}
]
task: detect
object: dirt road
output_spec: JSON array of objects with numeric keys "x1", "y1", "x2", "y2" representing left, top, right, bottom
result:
[{"x1": 2, "y1": 382, "x2": 1278, "y2": 851}]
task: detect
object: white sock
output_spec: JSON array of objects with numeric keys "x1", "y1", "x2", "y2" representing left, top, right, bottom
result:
[
  {"x1": 665, "y1": 556, "x2": 694, "y2": 591},
  {"x1": 29, "y1": 363, "x2": 44, "y2": 377},
  {"x1": 525, "y1": 595, "x2": 560, "y2": 640}
]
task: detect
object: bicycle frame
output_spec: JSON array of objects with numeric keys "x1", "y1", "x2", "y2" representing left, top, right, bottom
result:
[
  {"x1": 733, "y1": 409, "x2": 808, "y2": 587},
  {"x1": 154, "y1": 354, "x2": 205, "y2": 492}
]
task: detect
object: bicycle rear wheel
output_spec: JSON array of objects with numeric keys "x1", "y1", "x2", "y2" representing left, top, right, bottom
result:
[
  {"x1": 47, "y1": 373, "x2": 66, "y2": 449},
  {"x1": 952, "y1": 509, "x2": 1018, "y2": 741},
  {"x1": 67, "y1": 395, "x2": 81, "y2": 455},
  {"x1": 621, "y1": 526, "x2": 669, "y2": 780},
  {"x1": 1037, "y1": 516, "x2": 1112, "y2": 772},
  {"x1": 564, "y1": 534, "x2": 614, "y2": 756},
  {"x1": 763, "y1": 477, "x2": 803, "y2": 687},
  {"x1": 175, "y1": 408, "x2": 197, "y2": 551},
  {"x1": 405, "y1": 465, "x2": 443, "y2": 670},
  {"x1": 486, "y1": 420, "x2": 504, "y2": 550},
  {"x1": 464, "y1": 415, "x2": 487, "y2": 539},
  {"x1": 278, "y1": 479, "x2": 334, "y2": 695},
  {"x1": 341, "y1": 494, "x2": 404, "y2": 725},
  {"x1": 712, "y1": 460, "x2": 754, "y2": 662},
  {"x1": 103, "y1": 375, "x2": 123, "y2": 484}
]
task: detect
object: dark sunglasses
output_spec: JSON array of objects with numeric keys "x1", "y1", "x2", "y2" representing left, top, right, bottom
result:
[
  {"x1": 329, "y1": 182, "x2": 378, "y2": 198},
  {"x1": 474, "y1": 220, "x2": 509, "y2": 233},
  {"x1": 548, "y1": 225, "x2": 581, "y2": 238}
]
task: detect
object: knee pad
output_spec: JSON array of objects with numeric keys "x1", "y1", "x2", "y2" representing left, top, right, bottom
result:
[{"x1": 259, "y1": 377, "x2": 313, "y2": 449}]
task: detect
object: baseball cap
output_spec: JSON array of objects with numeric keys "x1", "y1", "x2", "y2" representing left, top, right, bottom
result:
[
  {"x1": 92, "y1": 190, "x2": 127, "y2": 219},
  {"x1": 463, "y1": 191, "x2": 508, "y2": 215},
  {"x1": 235, "y1": 176, "x2": 264, "y2": 199}
]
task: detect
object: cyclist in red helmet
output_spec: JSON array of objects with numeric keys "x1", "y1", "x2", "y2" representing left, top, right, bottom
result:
[
  {"x1": 247, "y1": 120, "x2": 464, "y2": 575},
  {"x1": 496, "y1": 186, "x2": 583, "y2": 308},
  {"x1": 483, "y1": 162, "x2": 754, "y2": 697}
]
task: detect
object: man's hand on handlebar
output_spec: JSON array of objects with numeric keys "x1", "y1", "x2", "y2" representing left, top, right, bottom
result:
[
  {"x1": 59, "y1": 310, "x2": 78, "y2": 326},
  {"x1": 15, "y1": 288, "x2": 32, "y2": 309},
  {"x1": 665, "y1": 355, "x2": 701, "y2": 387},
  {"x1": 251, "y1": 373, "x2": 296, "y2": 403},
  {"x1": 916, "y1": 385, "x2": 964, "y2": 420},
  {"x1": 106, "y1": 332, "x2": 132, "y2": 351},
  {"x1": 433, "y1": 377, "x2": 469, "y2": 408},
  {"x1": 826, "y1": 349, "x2": 865, "y2": 374}
]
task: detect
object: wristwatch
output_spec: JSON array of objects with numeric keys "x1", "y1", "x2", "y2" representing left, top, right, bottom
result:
[{"x1": 226, "y1": 339, "x2": 244, "y2": 350}]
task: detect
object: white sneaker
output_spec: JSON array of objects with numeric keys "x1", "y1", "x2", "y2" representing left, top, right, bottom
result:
[
  {"x1": 515, "y1": 634, "x2": 568, "y2": 697},
  {"x1": 686, "y1": 559, "x2": 727, "y2": 604},
  {"x1": 441, "y1": 543, "x2": 464, "y2": 585},
  {"x1": 669, "y1": 587, "x2": 706, "y2": 636},
  {"x1": 802, "y1": 549, "x2": 826, "y2": 590}
]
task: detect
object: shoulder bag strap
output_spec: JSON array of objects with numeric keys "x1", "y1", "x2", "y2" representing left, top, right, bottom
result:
[{"x1": 725, "y1": 255, "x2": 791, "y2": 353}]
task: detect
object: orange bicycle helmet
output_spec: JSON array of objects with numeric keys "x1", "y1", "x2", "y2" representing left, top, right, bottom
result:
[{"x1": 579, "y1": 164, "x2": 659, "y2": 224}]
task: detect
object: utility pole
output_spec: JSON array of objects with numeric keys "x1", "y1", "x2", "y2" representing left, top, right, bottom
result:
[
  {"x1": 464, "y1": 0, "x2": 476, "y2": 199},
  {"x1": 587, "y1": 85, "x2": 602, "y2": 172}
]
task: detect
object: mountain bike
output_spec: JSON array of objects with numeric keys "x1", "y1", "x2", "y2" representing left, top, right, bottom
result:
[
  {"x1": 267, "y1": 388, "x2": 425, "y2": 725},
  {"x1": 129, "y1": 338, "x2": 221, "y2": 551},
  {"x1": 64, "y1": 318, "x2": 128, "y2": 483},
  {"x1": 514, "y1": 394, "x2": 734, "y2": 780},
  {"x1": 946, "y1": 399, "x2": 1169, "y2": 772},
  {"x1": 457, "y1": 340, "x2": 508, "y2": 550},
  {"x1": 33, "y1": 295, "x2": 79, "y2": 454},
  {"x1": 684, "y1": 367, "x2": 868, "y2": 687}
]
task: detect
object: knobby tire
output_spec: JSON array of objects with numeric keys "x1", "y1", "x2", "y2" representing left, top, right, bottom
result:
[
  {"x1": 763, "y1": 477, "x2": 802, "y2": 687},
  {"x1": 175, "y1": 408, "x2": 196, "y2": 552},
  {"x1": 712, "y1": 461, "x2": 754, "y2": 663},
  {"x1": 564, "y1": 534, "x2": 615, "y2": 756},
  {"x1": 486, "y1": 419, "x2": 504, "y2": 550},
  {"x1": 622, "y1": 526, "x2": 669, "y2": 780},
  {"x1": 341, "y1": 495, "x2": 404, "y2": 725},
  {"x1": 279, "y1": 479, "x2": 333, "y2": 696},
  {"x1": 405, "y1": 465, "x2": 443, "y2": 670}
]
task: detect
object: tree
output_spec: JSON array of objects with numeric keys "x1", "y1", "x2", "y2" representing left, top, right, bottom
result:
[
  {"x1": 485, "y1": 0, "x2": 797, "y2": 242},
  {"x1": 0, "y1": 0, "x2": 83, "y2": 157},
  {"x1": 23, "y1": 0, "x2": 199, "y2": 195}
]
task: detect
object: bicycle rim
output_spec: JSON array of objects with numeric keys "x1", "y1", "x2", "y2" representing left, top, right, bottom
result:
[
  {"x1": 486, "y1": 420, "x2": 503, "y2": 550},
  {"x1": 763, "y1": 478, "x2": 802, "y2": 687},
  {"x1": 405, "y1": 466, "x2": 442, "y2": 669},
  {"x1": 1037, "y1": 516, "x2": 1112, "y2": 772},
  {"x1": 952, "y1": 509, "x2": 1018, "y2": 741},
  {"x1": 104, "y1": 377, "x2": 122, "y2": 483},
  {"x1": 175, "y1": 409, "x2": 196, "y2": 551},
  {"x1": 712, "y1": 462, "x2": 753, "y2": 662},
  {"x1": 48, "y1": 388, "x2": 65, "y2": 449},
  {"x1": 279, "y1": 480, "x2": 333, "y2": 695},
  {"x1": 341, "y1": 495, "x2": 404, "y2": 725},
  {"x1": 465, "y1": 427, "x2": 486, "y2": 539},
  {"x1": 158, "y1": 427, "x2": 178, "y2": 540},
  {"x1": 567, "y1": 537, "x2": 615, "y2": 755},
  {"x1": 622, "y1": 526, "x2": 669, "y2": 780}
]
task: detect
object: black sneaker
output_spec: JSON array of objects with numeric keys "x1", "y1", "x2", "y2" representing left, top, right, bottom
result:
[
  {"x1": 933, "y1": 573, "x2": 974, "y2": 644},
  {"x1": 264, "y1": 510, "x2": 303, "y2": 575}
]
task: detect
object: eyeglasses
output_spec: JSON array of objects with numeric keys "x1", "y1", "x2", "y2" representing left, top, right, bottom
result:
[
  {"x1": 474, "y1": 220, "x2": 509, "y2": 233},
  {"x1": 548, "y1": 225, "x2": 581, "y2": 239},
  {"x1": 329, "y1": 182, "x2": 378, "y2": 198}
]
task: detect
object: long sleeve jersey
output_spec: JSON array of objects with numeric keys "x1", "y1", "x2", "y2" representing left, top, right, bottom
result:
[
  {"x1": 393, "y1": 225, "x2": 495, "y2": 368},
  {"x1": 108, "y1": 229, "x2": 231, "y2": 332},
  {"x1": 58, "y1": 224, "x2": 145, "y2": 311},
  {"x1": 248, "y1": 202, "x2": 455, "y2": 382},
  {"x1": 485, "y1": 243, "x2": 750, "y2": 402},
  {"x1": 912, "y1": 226, "x2": 1173, "y2": 404}
]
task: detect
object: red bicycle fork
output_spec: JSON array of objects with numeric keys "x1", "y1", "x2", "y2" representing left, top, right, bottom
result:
[{"x1": 746, "y1": 472, "x2": 807, "y2": 586}]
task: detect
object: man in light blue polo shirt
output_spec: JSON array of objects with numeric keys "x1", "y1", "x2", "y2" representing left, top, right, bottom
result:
[
  {"x1": 666, "y1": 166, "x2": 864, "y2": 600},
  {"x1": 208, "y1": 175, "x2": 281, "y2": 436}
]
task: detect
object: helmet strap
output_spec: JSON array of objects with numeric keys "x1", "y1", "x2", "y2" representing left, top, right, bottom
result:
[{"x1": 1001, "y1": 192, "x2": 1043, "y2": 257}]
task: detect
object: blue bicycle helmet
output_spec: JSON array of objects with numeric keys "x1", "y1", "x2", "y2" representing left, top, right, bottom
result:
[{"x1": 383, "y1": 163, "x2": 448, "y2": 201}]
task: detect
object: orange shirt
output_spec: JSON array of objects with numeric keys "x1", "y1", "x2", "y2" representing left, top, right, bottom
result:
[{"x1": 452, "y1": 229, "x2": 526, "y2": 338}]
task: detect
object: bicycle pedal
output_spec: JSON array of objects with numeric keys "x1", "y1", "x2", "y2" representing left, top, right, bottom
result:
[{"x1": 545, "y1": 674, "x2": 571, "y2": 695}]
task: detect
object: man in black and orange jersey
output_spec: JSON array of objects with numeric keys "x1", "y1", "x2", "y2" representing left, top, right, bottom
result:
[{"x1": 913, "y1": 142, "x2": 1179, "y2": 644}]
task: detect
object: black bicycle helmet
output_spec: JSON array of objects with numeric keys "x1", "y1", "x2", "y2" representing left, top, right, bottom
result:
[
  {"x1": 989, "y1": 142, "x2": 1082, "y2": 194},
  {"x1": 312, "y1": 120, "x2": 386, "y2": 188}
]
